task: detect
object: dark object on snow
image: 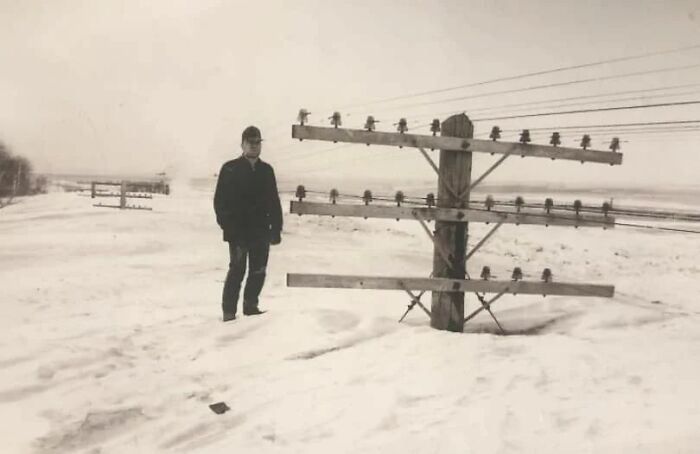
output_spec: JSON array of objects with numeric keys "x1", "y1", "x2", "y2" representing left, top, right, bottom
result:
[{"x1": 209, "y1": 402, "x2": 230, "y2": 415}]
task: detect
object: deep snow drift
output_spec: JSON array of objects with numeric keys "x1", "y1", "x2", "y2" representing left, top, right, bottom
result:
[{"x1": 1, "y1": 183, "x2": 699, "y2": 453}]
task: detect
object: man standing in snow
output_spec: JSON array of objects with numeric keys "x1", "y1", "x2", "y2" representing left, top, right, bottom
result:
[{"x1": 214, "y1": 126, "x2": 283, "y2": 322}]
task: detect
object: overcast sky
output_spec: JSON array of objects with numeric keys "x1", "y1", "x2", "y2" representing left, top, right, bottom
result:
[{"x1": 1, "y1": 0, "x2": 699, "y2": 187}]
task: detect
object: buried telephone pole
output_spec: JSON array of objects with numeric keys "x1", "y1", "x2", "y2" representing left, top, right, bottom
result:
[
  {"x1": 432, "y1": 114, "x2": 473, "y2": 332},
  {"x1": 286, "y1": 108, "x2": 622, "y2": 334}
]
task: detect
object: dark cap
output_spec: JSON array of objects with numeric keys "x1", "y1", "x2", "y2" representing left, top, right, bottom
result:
[{"x1": 241, "y1": 125, "x2": 263, "y2": 143}]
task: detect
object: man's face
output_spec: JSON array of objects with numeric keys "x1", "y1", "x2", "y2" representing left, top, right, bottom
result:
[{"x1": 242, "y1": 138, "x2": 262, "y2": 159}]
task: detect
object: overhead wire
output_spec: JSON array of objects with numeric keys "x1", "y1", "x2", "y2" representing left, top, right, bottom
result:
[
  {"x1": 505, "y1": 126, "x2": 700, "y2": 142},
  {"x1": 336, "y1": 43, "x2": 700, "y2": 111},
  {"x1": 523, "y1": 124, "x2": 700, "y2": 135},
  {"x1": 273, "y1": 53, "x2": 700, "y2": 174},
  {"x1": 472, "y1": 99, "x2": 700, "y2": 122},
  {"x1": 464, "y1": 89, "x2": 700, "y2": 117},
  {"x1": 365, "y1": 63, "x2": 700, "y2": 114},
  {"x1": 401, "y1": 82, "x2": 700, "y2": 126},
  {"x1": 545, "y1": 127, "x2": 700, "y2": 139},
  {"x1": 481, "y1": 119, "x2": 700, "y2": 133}
]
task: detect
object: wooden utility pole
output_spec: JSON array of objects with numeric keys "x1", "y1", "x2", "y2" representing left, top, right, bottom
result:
[
  {"x1": 119, "y1": 181, "x2": 127, "y2": 209},
  {"x1": 91, "y1": 180, "x2": 153, "y2": 210},
  {"x1": 431, "y1": 114, "x2": 473, "y2": 332},
  {"x1": 287, "y1": 111, "x2": 624, "y2": 333}
]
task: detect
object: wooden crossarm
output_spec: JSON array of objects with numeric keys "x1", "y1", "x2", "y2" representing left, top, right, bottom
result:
[
  {"x1": 287, "y1": 273, "x2": 615, "y2": 298},
  {"x1": 291, "y1": 125, "x2": 623, "y2": 165},
  {"x1": 290, "y1": 201, "x2": 615, "y2": 228}
]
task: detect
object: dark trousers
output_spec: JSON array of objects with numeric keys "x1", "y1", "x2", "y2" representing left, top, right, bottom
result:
[{"x1": 222, "y1": 238, "x2": 270, "y2": 314}]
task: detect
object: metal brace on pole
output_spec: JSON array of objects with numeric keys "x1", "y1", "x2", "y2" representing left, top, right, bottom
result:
[
  {"x1": 417, "y1": 147, "x2": 461, "y2": 200},
  {"x1": 412, "y1": 210, "x2": 454, "y2": 270},
  {"x1": 464, "y1": 287, "x2": 509, "y2": 324},
  {"x1": 465, "y1": 222, "x2": 503, "y2": 262},
  {"x1": 398, "y1": 282, "x2": 431, "y2": 322},
  {"x1": 418, "y1": 210, "x2": 499, "y2": 328},
  {"x1": 468, "y1": 152, "x2": 513, "y2": 193}
]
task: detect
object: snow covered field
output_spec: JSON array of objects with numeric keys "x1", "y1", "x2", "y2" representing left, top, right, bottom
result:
[{"x1": 2, "y1": 183, "x2": 699, "y2": 453}]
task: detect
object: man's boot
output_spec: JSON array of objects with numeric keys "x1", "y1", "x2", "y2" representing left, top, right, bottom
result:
[
  {"x1": 223, "y1": 312, "x2": 236, "y2": 322},
  {"x1": 243, "y1": 300, "x2": 265, "y2": 316}
]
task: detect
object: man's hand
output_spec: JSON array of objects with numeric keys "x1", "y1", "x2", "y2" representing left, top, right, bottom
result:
[{"x1": 270, "y1": 231, "x2": 282, "y2": 245}]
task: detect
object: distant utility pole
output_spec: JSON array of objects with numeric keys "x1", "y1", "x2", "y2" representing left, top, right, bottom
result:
[
  {"x1": 91, "y1": 180, "x2": 153, "y2": 211},
  {"x1": 287, "y1": 110, "x2": 623, "y2": 333}
]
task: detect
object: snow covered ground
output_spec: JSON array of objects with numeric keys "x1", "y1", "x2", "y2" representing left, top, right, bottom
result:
[{"x1": 1, "y1": 183, "x2": 699, "y2": 453}]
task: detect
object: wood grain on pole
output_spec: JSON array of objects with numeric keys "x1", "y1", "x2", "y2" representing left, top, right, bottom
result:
[{"x1": 432, "y1": 114, "x2": 472, "y2": 332}]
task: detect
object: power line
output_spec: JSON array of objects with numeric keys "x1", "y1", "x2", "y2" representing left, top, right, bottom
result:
[
  {"x1": 481, "y1": 119, "x2": 700, "y2": 132},
  {"x1": 506, "y1": 126, "x2": 700, "y2": 141},
  {"x1": 376, "y1": 63, "x2": 700, "y2": 113},
  {"x1": 551, "y1": 127, "x2": 700, "y2": 138},
  {"x1": 472, "y1": 99, "x2": 700, "y2": 122},
  {"x1": 468, "y1": 89, "x2": 700, "y2": 117},
  {"x1": 523, "y1": 124, "x2": 700, "y2": 135},
  {"x1": 337, "y1": 43, "x2": 700, "y2": 110},
  {"x1": 407, "y1": 83, "x2": 700, "y2": 126}
]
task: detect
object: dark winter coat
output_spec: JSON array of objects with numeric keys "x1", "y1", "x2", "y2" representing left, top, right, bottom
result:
[{"x1": 214, "y1": 156, "x2": 283, "y2": 243}]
